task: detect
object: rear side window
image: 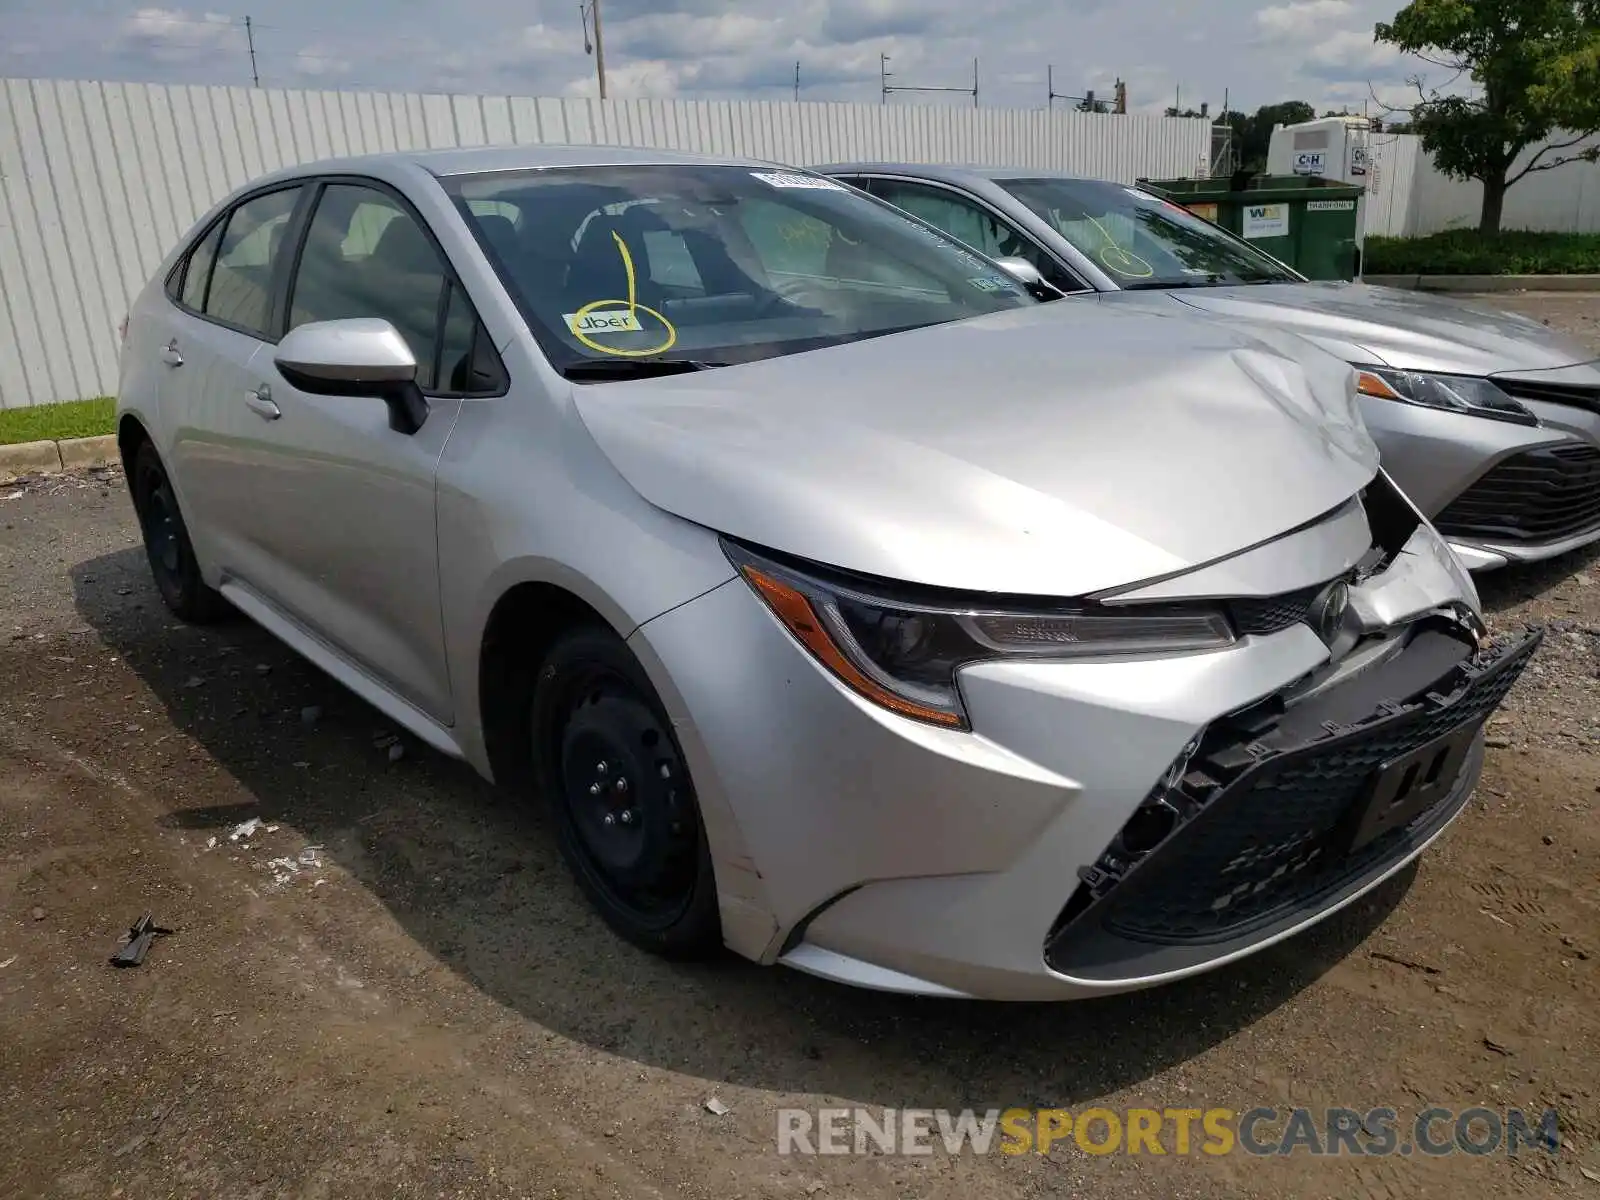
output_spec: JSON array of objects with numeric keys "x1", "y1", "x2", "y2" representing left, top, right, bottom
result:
[
  {"x1": 204, "y1": 187, "x2": 302, "y2": 337},
  {"x1": 288, "y1": 182, "x2": 504, "y2": 396},
  {"x1": 178, "y1": 220, "x2": 225, "y2": 311}
]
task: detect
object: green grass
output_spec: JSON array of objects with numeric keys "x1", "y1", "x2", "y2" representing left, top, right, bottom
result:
[
  {"x1": 0, "y1": 397, "x2": 116, "y2": 447},
  {"x1": 1366, "y1": 230, "x2": 1600, "y2": 276}
]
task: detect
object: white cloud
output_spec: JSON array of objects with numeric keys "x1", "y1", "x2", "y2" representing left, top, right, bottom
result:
[
  {"x1": 1255, "y1": 0, "x2": 1352, "y2": 39},
  {"x1": 2, "y1": 0, "x2": 1447, "y2": 116},
  {"x1": 1305, "y1": 28, "x2": 1403, "y2": 76},
  {"x1": 116, "y1": 7, "x2": 241, "y2": 65}
]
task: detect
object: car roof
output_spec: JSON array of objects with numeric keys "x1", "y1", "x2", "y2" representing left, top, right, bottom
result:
[
  {"x1": 814, "y1": 162, "x2": 1095, "y2": 184},
  {"x1": 260, "y1": 143, "x2": 779, "y2": 182}
]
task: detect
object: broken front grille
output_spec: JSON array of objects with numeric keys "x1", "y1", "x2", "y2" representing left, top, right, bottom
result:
[{"x1": 1045, "y1": 626, "x2": 1541, "y2": 977}]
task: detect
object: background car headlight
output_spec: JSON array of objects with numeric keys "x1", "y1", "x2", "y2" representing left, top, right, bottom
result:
[
  {"x1": 1354, "y1": 366, "x2": 1538, "y2": 426},
  {"x1": 725, "y1": 541, "x2": 1235, "y2": 729}
]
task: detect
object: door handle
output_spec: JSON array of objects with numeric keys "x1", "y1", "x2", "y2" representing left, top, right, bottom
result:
[
  {"x1": 244, "y1": 384, "x2": 281, "y2": 420},
  {"x1": 161, "y1": 338, "x2": 183, "y2": 367}
]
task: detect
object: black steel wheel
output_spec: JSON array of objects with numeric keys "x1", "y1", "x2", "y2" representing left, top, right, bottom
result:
[
  {"x1": 531, "y1": 627, "x2": 721, "y2": 957},
  {"x1": 131, "y1": 441, "x2": 225, "y2": 623}
]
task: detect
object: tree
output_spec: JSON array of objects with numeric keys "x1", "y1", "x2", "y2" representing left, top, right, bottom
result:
[
  {"x1": 1376, "y1": 1, "x2": 1600, "y2": 233},
  {"x1": 1218, "y1": 101, "x2": 1317, "y2": 171}
]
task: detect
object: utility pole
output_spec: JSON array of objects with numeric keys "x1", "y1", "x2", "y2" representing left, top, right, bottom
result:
[
  {"x1": 881, "y1": 53, "x2": 977, "y2": 107},
  {"x1": 244, "y1": 14, "x2": 259, "y2": 87},
  {"x1": 581, "y1": 0, "x2": 608, "y2": 99},
  {"x1": 794, "y1": 60, "x2": 800, "y2": 102}
]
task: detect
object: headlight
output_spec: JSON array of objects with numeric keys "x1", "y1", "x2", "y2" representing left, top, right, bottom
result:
[
  {"x1": 1354, "y1": 366, "x2": 1537, "y2": 426},
  {"x1": 725, "y1": 541, "x2": 1236, "y2": 729}
]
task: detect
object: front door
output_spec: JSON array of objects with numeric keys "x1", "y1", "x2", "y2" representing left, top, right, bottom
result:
[{"x1": 216, "y1": 180, "x2": 480, "y2": 723}]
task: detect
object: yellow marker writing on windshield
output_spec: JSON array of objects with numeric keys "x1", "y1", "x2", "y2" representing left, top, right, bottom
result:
[
  {"x1": 1086, "y1": 214, "x2": 1154, "y2": 279},
  {"x1": 568, "y1": 232, "x2": 678, "y2": 357}
]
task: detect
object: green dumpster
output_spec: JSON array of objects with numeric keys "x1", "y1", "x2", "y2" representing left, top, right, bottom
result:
[{"x1": 1135, "y1": 175, "x2": 1365, "y2": 282}]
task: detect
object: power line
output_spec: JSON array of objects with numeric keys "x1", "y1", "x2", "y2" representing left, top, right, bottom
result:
[{"x1": 881, "y1": 53, "x2": 979, "y2": 108}]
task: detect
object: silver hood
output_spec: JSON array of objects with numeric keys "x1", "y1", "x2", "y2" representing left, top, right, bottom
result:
[
  {"x1": 1163, "y1": 281, "x2": 1597, "y2": 376},
  {"x1": 573, "y1": 303, "x2": 1378, "y2": 598}
]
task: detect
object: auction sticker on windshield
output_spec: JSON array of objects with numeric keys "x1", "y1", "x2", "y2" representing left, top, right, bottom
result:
[{"x1": 750, "y1": 171, "x2": 847, "y2": 191}]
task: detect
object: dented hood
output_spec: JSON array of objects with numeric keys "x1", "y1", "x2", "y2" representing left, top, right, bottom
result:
[{"x1": 572, "y1": 302, "x2": 1379, "y2": 597}]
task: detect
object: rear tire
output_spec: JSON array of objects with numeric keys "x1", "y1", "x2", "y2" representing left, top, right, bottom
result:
[
  {"x1": 131, "y1": 441, "x2": 226, "y2": 624},
  {"x1": 530, "y1": 626, "x2": 721, "y2": 958}
]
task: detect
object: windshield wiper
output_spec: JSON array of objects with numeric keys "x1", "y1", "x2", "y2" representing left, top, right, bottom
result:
[
  {"x1": 1120, "y1": 276, "x2": 1225, "y2": 291},
  {"x1": 561, "y1": 358, "x2": 726, "y2": 381}
]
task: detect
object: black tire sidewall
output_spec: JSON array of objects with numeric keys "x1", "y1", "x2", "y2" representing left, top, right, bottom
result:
[
  {"x1": 530, "y1": 626, "x2": 722, "y2": 958},
  {"x1": 132, "y1": 442, "x2": 222, "y2": 623}
]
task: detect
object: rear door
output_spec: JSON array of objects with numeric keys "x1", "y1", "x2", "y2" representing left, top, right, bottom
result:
[
  {"x1": 167, "y1": 185, "x2": 307, "y2": 576},
  {"x1": 216, "y1": 178, "x2": 505, "y2": 722}
]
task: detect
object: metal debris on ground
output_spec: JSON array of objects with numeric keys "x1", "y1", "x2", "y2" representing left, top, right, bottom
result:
[
  {"x1": 227, "y1": 817, "x2": 277, "y2": 841},
  {"x1": 109, "y1": 913, "x2": 174, "y2": 968},
  {"x1": 703, "y1": 1097, "x2": 730, "y2": 1116}
]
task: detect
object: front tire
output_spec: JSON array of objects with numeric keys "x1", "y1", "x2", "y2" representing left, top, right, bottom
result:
[
  {"x1": 530, "y1": 627, "x2": 721, "y2": 958},
  {"x1": 131, "y1": 441, "x2": 225, "y2": 624}
]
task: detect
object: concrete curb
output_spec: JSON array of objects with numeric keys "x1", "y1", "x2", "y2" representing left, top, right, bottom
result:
[
  {"x1": 1364, "y1": 273, "x2": 1600, "y2": 293},
  {"x1": 0, "y1": 434, "x2": 117, "y2": 483}
]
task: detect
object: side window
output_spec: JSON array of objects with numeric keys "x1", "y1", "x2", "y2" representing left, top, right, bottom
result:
[
  {"x1": 179, "y1": 219, "x2": 225, "y2": 312},
  {"x1": 435, "y1": 280, "x2": 506, "y2": 395},
  {"x1": 871, "y1": 181, "x2": 1081, "y2": 293},
  {"x1": 204, "y1": 187, "x2": 302, "y2": 336},
  {"x1": 288, "y1": 183, "x2": 450, "y2": 390}
]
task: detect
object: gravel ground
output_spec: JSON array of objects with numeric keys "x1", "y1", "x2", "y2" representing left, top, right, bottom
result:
[{"x1": 0, "y1": 294, "x2": 1597, "y2": 1199}]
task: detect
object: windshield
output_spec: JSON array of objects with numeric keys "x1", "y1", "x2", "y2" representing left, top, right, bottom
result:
[
  {"x1": 996, "y1": 177, "x2": 1300, "y2": 290},
  {"x1": 443, "y1": 165, "x2": 1034, "y2": 375}
]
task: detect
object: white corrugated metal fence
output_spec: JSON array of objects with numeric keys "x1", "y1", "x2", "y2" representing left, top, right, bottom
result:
[
  {"x1": 1366, "y1": 131, "x2": 1600, "y2": 239},
  {"x1": 0, "y1": 77, "x2": 1210, "y2": 407}
]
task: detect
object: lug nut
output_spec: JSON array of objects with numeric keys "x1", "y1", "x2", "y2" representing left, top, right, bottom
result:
[
  {"x1": 659, "y1": 764, "x2": 671, "y2": 779},
  {"x1": 619, "y1": 810, "x2": 634, "y2": 825},
  {"x1": 602, "y1": 813, "x2": 616, "y2": 827},
  {"x1": 616, "y1": 777, "x2": 629, "y2": 793},
  {"x1": 589, "y1": 783, "x2": 602, "y2": 796}
]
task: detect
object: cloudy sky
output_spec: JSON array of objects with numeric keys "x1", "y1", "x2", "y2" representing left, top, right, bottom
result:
[{"x1": 0, "y1": 0, "x2": 1444, "y2": 115}]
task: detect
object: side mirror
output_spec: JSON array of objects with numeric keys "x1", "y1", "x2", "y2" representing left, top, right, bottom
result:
[
  {"x1": 992, "y1": 256, "x2": 1064, "y2": 301},
  {"x1": 274, "y1": 318, "x2": 429, "y2": 435}
]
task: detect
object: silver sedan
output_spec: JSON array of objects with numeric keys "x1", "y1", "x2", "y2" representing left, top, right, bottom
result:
[
  {"x1": 115, "y1": 146, "x2": 1536, "y2": 1000},
  {"x1": 816, "y1": 162, "x2": 1600, "y2": 572}
]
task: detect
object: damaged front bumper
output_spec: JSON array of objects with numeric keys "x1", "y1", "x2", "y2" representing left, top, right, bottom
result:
[{"x1": 1045, "y1": 627, "x2": 1541, "y2": 981}]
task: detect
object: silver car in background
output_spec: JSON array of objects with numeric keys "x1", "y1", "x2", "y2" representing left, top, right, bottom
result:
[
  {"x1": 116, "y1": 146, "x2": 1537, "y2": 1002},
  {"x1": 817, "y1": 162, "x2": 1600, "y2": 571}
]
